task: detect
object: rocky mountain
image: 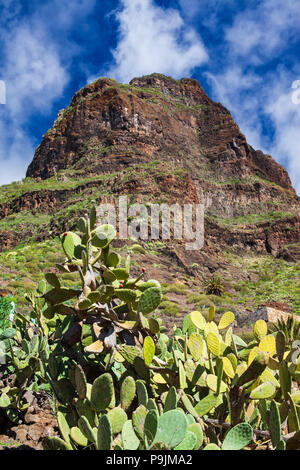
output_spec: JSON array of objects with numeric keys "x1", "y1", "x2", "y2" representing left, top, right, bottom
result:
[{"x1": 1, "y1": 73, "x2": 299, "y2": 325}]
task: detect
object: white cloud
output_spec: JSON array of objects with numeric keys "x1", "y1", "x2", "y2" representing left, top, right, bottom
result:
[
  {"x1": 207, "y1": 1, "x2": 300, "y2": 194},
  {"x1": 225, "y1": 0, "x2": 300, "y2": 63},
  {"x1": 265, "y1": 75, "x2": 300, "y2": 194},
  {"x1": 99, "y1": 0, "x2": 208, "y2": 84},
  {"x1": 0, "y1": 0, "x2": 95, "y2": 185}
]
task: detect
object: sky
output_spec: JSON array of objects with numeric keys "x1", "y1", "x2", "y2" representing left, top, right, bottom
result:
[{"x1": 0, "y1": 0, "x2": 300, "y2": 193}]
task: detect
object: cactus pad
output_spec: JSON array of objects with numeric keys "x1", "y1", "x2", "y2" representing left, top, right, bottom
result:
[
  {"x1": 222, "y1": 423, "x2": 253, "y2": 450},
  {"x1": 143, "y1": 336, "x2": 155, "y2": 367},
  {"x1": 91, "y1": 373, "x2": 115, "y2": 412},
  {"x1": 155, "y1": 410, "x2": 188, "y2": 448},
  {"x1": 107, "y1": 407, "x2": 128, "y2": 434},
  {"x1": 138, "y1": 287, "x2": 162, "y2": 314},
  {"x1": 120, "y1": 375, "x2": 136, "y2": 410},
  {"x1": 218, "y1": 311, "x2": 235, "y2": 330}
]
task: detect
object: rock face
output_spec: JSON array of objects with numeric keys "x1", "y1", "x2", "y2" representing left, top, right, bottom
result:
[
  {"x1": 24, "y1": 73, "x2": 300, "y2": 256},
  {"x1": 27, "y1": 74, "x2": 295, "y2": 193}
]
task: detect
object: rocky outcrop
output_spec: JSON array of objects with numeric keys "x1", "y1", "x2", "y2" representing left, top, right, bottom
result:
[
  {"x1": 0, "y1": 73, "x2": 298, "y2": 261},
  {"x1": 26, "y1": 74, "x2": 297, "y2": 196}
]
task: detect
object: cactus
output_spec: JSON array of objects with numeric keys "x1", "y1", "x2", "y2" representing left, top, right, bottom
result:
[
  {"x1": 78, "y1": 415, "x2": 97, "y2": 444},
  {"x1": 188, "y1": 423, "x2": 203, "y2": 450},
  {"x1": 253, "y1": 319, "x2": 268, "y2": 342},
  {"x1": 222, "y1": 423, "x2": 253, "y2": 450},
  {"x1": 218, "y1": 311, "x2": 235, "y2": 330},
  {"x1": 188, "y1": 332, "x2": 203, "y2": 361},
  {"x1": 155, "y1": 410, "x2": 188, "y2": 449},
  {"x1": 250, "y1": 382, "x2": 276, "y2": 400},
  {"x1": 138, "y1": 287, "x2": 162, "y2": 314},
  {"x1": 91, "y1": 373, "x2": 115, "y2": 412},
  {"x1": 43, "y1": 436, "x2": 72, "y2": 450},
  {"x1": 194, "y1": 394, "x2": 218, "y2": 417},
  {"x1": 143, "y1": 336, "x2": 155, "y2": 367},
  {"x1": 164, "y1": 386, "x2": 178, "y2": 412},
  {"x1": 236, "y1": 352, "x2": 268, "y2": 387},
  {"x1": 174, "y1": 431, "x2": 197, "y2": 450},
  {"x1": 97, "y1": 414, "x2": 113, "y2": 450},
  {"x1": 190, "y1": 311, "x2": 206, "y2": 329},
  {"x1": 74, "y1": 364, "x2": 87, "y2": 400},
  {"x1": 122, "y1": 420, "x2": 140, "y2": 450},
  {"x1": 132, "y1": 405, "x2": 148, "y2": 439},
  {"x1": 268, "y1": 400, "x2": 282, "y2": 448},
  {"x1": 136, "y1": 380, "x2": 149, "y2": 407},
  {"x1": 144, "y1": 409, "x2": 159, "y2": 445},
  {"x1": 70, "y1": 427, "x2": 88, "y2": 447},
  {"x1": 107, "y1": 407, "x2": 128, "y2": 434},
  {"x1": 5, "y1": 209, "x2": 300, "y2": 452},
  {"x1": 120, "y1": 375, "x2": 136, "y2": 411},
  {"x1": 57, "y1": 411, "x2": 71, "y2": 446}
]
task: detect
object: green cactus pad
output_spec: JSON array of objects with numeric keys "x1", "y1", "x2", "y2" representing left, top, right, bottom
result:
[
  {"x1": 269, "y1": 400, "x2": 282, "y2": 448},
  {"x1": 137, "y1": 280, "x2": 161, "y2": 291},
  {"x1": 194, "y1": 394, "x2": 218, "y2": 417},
  {"x1": 188, "y1": 332, "x2": 203, "y2": 361},
  {"x1": 222, "y1": 423, "x2": 253, "y2": 450},
  {"x1": 188, "y1": 423, "x2": 203, "y2": 450},
  {"x1": 136, "y1": 380, "x2": 149, "y2": 407},
  {"x1": 122, "y1": 420, "x2": 140, "y2": 450},
  {"x1": 78, "y1": 415, "x2": 97, "y2": 444},
  {"x1": 155, "y1": 410, "x2": 188, "y2": 449},
  {"x1": 70, "y1": 427, "x2": 88, "y2": 447},
  {"x1": 203, "y1": 443, "x2": 220, "y2": 450},
  {"x1": 148, "y1": 317, "x2": 160, "y2": 334},
  {"x1": 117, "y1": 345, "x2": 143, "y2": 364},
  {"x1": 276, "y1": 331, "x2": 286, "y2": 362},
  {"x1": 253, "y1": 319, "x2": 268, "y2": 342},
  {"x1": 250, "y1": 382, "x2": 276, "y2": 400},
  {"x1": 147, "y1": 398, "x2": 159, "y2": 413},
  {"x1": 174, "y1": 431, "x2": 197, "y2": 450},
  {"x1": 91, "y1": 373, "x2": 115, "y2": 412},
  {"x1": 164, "y1": 386, "x2": 178, "y2": 412},
  {"x1": 45, "y1": 272, "x2": 60, "y2": 288},
  {"x1": 144, "y1": 409, "x2": 159, "y2": 445},
  {"x1": 43, "y1": 436, "x2": 72, "y2": 450},
  {"x1": 132, "y1": 405, "x2": 148, "y2": 439},
  {"x1": 112, "y1": 268, "x2": 130, "y2": 281},
  {"x1": 74, "y1": 364, "x2": 87, "y2": 400},
  {"x1": 57, "y1": 411, "x2": 71, "y2": 446},
  {"x1": 179, "y1": 360, "x2": 187, "y2": 389},
  {"x1": 236, "y1": 352, "x2": 268, "y2": 387},
  {"x1": 77, "y1": 217, "x2": 87, "y2": 233},
  {"x1": 138, "y1": 287, "x2": 162, "y2": 314},
  {"x1": 97, "y1": 414, "x2": 113, "y2": 450},
  {"x1": 75, "y1": 398, "x2": 98, "y2": 428},
  {"x1": 120, "y1": 375, "x2": 136, "y2": 410},
  {"x1": 107, "y1": 252, "x2": 121, "y2": 268},
  {"x1": 115, "y1": 289, "x2": 137, "y2": 303},
  {"x1": 143, "y1": 336, "x2": 155, "y2": 367},
  {"x1": 208, "y1": 305, "x2": 216, "y2": 322},
  {"x1": 107, "y1": 407, "x2": 128, "y2": 434},
  {"x1": 92, "y1": 224, "x2": 116, "y2": 248}
]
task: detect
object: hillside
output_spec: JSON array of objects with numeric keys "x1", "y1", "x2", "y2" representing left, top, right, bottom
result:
[{"x1": 1, "y1": 73, "x2": 299, "y2": 326}]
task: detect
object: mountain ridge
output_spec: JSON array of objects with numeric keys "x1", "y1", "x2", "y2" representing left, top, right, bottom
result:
[{"x1": 0, "y1": 73, "x2": 299, "y2": 323}]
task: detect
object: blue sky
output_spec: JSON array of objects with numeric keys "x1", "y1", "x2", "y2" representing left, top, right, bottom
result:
[{"x1": 0, "y1": 0, "x2": 300, "y2": 193}]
